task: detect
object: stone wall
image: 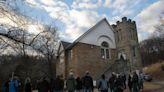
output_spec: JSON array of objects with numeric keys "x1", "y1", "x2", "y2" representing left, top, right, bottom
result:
[
  {"x1": 67, "y1": 42, "x2": 116, "y2": 80},
  {"x1": 112, "y1": 17, "x2": 142, "y2": 70}
]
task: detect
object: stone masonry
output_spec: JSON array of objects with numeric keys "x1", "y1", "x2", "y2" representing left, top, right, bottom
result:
[{"x1": 112, "y1": 17, "x2": 142, "y2": 70}]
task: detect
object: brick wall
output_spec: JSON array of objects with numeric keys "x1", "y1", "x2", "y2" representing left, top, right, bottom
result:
[{"x1": 67, "y1": 42, "x2": 117, "y2": 80}]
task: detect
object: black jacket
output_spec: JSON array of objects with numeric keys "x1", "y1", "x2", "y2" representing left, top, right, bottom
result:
[
  {"x1": 82, "y1": 76, "x2": 93, "y2": 89},
  {"x1": 38, "y1": 80, "x2": 49, "y2": 92},
  {"x1": 53, "y1": 78, "x2": 64, "y2": 91}
]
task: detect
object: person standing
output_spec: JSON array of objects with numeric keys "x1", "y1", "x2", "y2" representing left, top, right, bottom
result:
[
  {"x1": 128, "y1": 74, "x2": 132, "y2": 92},
  {"x1": 138, "y1": 71, "x2": 144, "y2": 91},
  {"x1": 9, "y1": 79, "x2": 16, "y2": 92},
  {"x1": 53, "y1": 75, "x2": 64, "y2": 92},
  {"x1": 132, "y1": 72, "x2": 139, "y2": 92},
  {"x1": 60, "y1": 75, "x2": 65, "y2": 92},
  {"x1": 24, "y1": 78, "x2": 32, "y2": 92},
  {"x1": 3, "y1": 79, "x2": 9, "y2": 92},
  {"x1": 122, "y1": 74, "x2": 126, "y2": 89},
  {"x1": 109, "y1": 72, "x2": 116, "y2": 92},
  {"x1": 13, "y1": 77, "x2": 21, "y2": 92},
  {"x1": 66, "y1": 72, "x2": 76, "y2": 92},
  {"x1": 76, "y1": 76, "x2": 83, "y2": 92},
  {"x1": 82, "y1": 71, "x2": 94, "y2": 92},
  {"x1": 38, "y1": 77, "x2": 49, "y2": 92},
  {"x1": 36, "y1": 79, "x2": 41, "y2": 92},
  {"x1": 114, "y1": 75, "x2": 124, "y2": 92},
  {"x1": 98, "y1": 74, "x2": 109, "y2": 92}
]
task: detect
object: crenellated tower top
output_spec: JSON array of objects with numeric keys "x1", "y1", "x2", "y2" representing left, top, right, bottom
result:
[{"x1": 112, "y1": 16, "x2": 141, "y2": 70}]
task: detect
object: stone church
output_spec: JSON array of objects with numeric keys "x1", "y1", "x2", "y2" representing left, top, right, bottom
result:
[{"x1": 56, "y1": 17, "x2": 141, "y2": 80}]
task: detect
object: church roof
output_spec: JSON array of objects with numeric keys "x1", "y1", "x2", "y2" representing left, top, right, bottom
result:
[
  {"x1": 74, "y1": 18, "x2": 113, "y2": 43},
  {"x1": 61, "y1": 41, "x2": 71, "y2": 49},
  {"x1": 60, "y1": 18, "x2": 114, "y2": 50}
]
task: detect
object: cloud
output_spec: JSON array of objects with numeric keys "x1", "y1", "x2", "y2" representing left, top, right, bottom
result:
[
  {"x1": 23, "y1": 0, "x2": 101, "y2": 42},
  {"x1": 62, "y1": 10, "x2": 99, "y2": 41},
  {"x1": 69, "y1": 10, "x2": 99, "y2": 28},
  {"x1": 104, "y1": 0, "x2": 142, "y2": 17},
  {"x1": 135, "y1": 0, "x2": 164, "y2": 41},
  {"x1": 71, "y1": 0, "x2": 102, "y2": 9},
  {"x1": 104, "y1": 0, "x2": 112, "y2": 7},
  {"x1": 64, "y1": 10, "x2": 99, "y2": 42},
  {"x1": 4, "y1": 0, "x2": 161, "y2": 42}
]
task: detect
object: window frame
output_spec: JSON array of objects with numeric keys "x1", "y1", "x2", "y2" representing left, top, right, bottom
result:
[{"x1": 101, "y1": 41, "x2": 110, "y2": 60}]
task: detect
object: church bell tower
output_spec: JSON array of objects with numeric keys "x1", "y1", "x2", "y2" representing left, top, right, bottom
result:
[{"x1": 112, "y1": 17, "x2": 142, "y2": 70}]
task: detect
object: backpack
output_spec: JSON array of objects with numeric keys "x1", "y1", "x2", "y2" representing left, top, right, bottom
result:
[{"x1": 83, "y1": 76, "x2": 93, "y2": 88}]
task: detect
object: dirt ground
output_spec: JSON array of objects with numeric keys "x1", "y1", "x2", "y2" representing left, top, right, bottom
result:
[{"x1": 142, "y1": 81, "x2": 164, "y2": 92}]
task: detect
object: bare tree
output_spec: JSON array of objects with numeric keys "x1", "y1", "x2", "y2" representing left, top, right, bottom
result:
[
  {"x1": 151, "y1": 11, "x2": 164, "y2": 38},
  {"x1": 29, "y1": 26, "x2": 59, "y2": 78},
  {"x1": 0, "y1": 0, "x2": 59, "y2": 86},
  {"x1": 140, "y1": 11, "x2": 164, "y2": 66}
]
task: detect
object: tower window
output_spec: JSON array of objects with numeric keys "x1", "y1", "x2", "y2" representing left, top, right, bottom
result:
[
  {"x1": 132, "y1": 46, "x2": 136, "y2": 57},
  {"x1": 131, "y1": 30, "x2": 133, "y2": 39},
  {"x1": 101, "y1": 41, "x2": 110, "y2": 60},
  {"x1": 118, "y1": 51, "x2": 126, "y2": 60}
]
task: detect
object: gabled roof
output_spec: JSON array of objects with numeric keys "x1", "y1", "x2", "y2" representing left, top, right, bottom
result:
[
  {"x1": 61, "y1": 41, "x2": 71, "y2": 49},
  {"x1": 57, "y1": 41, "x2": 71, "y2": 56},
  {"x1": 74, "y1": 18, "x2": 114, "y2": 43},
  {"x1": 60, "y1": 18, "x2": 114, "y2": 51}
]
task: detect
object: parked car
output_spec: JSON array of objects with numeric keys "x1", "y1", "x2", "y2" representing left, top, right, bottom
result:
[{"x1": 144, "y1": 74, "x2": 152, "y2": 82}]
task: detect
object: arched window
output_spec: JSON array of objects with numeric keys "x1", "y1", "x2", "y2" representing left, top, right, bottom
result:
[
  {"x1": 101, "y1": 41, "x2": 110, "y2": 59},
  {"x1": 118, "y1": 50, "x2": 127, "y2": 60}
]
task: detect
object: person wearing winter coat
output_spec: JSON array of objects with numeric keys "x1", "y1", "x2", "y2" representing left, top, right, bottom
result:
[
  {"x1": 37, "y1": 77, "x2": 49, "y2": 92},
  {"x1": 128, "y1": 74, "x2": 132, "y2": 92},
  {"x1": 53, "y1": 75, "x2": 64, "y2": 92},
  {"x1": 109, "y1": 73, "x2": 116, "y2": 92},
  {"x1": 114, "y1": 75, "x2": 124, "y2": 92},
  {"x1": 66, "y1": 73, "x2": 76, "y2": 92},
  {"x1": 9, "y1": 78, "x2": 19, "y2": 92},
  {"x1": 138, "y1": 72, "x2": 144, "y2": 91},
  {"x1": 76, "y1": 76, "x2": 83, "y2": 92},
  {"x1": 3, "y1": 79, "x2": 9, "y2": 92},
  {"x1": 132, "y1": 72, "x2": 139, "y2": 92},
  {"x1": 82, "y1": 71, "x2": 94, "y2": 92},
  {"x1": 24, "y1": 78, "x2": 32, "y2": 92},
  {"x1": 121, "y1": 74, "x2": 126, "y2": 89},
  {"x1": 98, "y1": 74, "x2": 109, "y2": 92}
]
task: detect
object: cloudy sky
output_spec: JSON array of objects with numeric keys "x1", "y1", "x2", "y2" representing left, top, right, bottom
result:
[{"x1": 7, "y1": 0, "x2": 164, "y2": 42}]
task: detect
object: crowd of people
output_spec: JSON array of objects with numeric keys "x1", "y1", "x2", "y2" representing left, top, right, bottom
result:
[
  {"x1": 106, "y1": 71, "x2": 144, "y2": 92},
  {"x1": 2, "y1": 71, "x2": 144, "y2": 92}
]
